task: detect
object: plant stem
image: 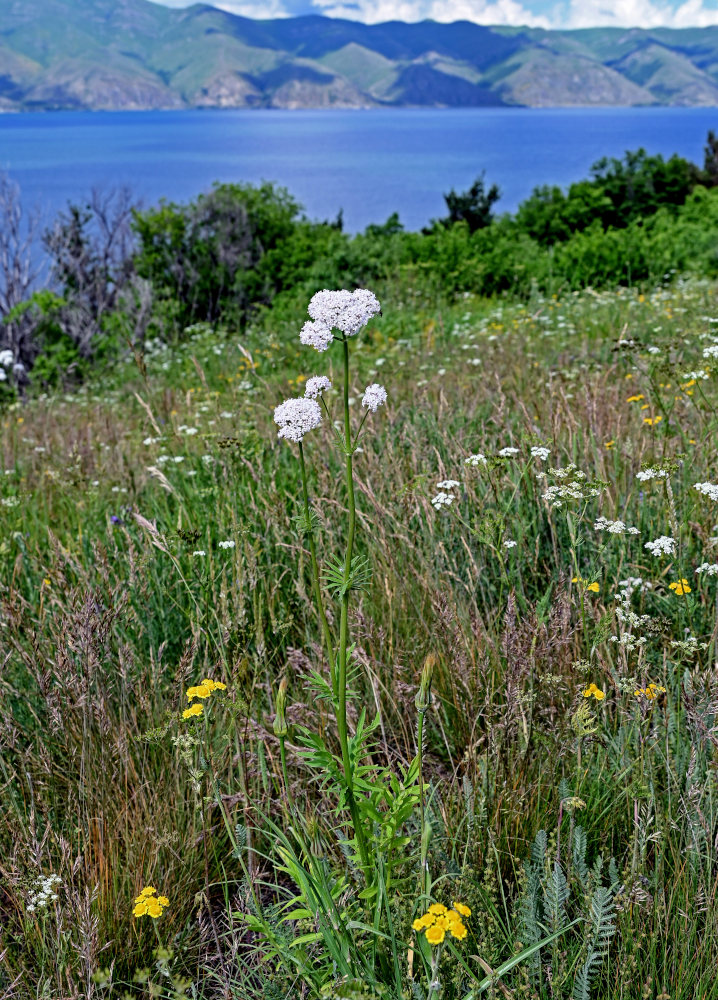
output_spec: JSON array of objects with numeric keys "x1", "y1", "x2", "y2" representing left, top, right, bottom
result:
[
  {"x1": 417, "y1": 706, "x2": 429, "y2": 900},
  {"x1": 336, "y1": 334, "x2": 370, "y2": 876},
  {"x1": 298, "y1": 440, "x2": 336, "y2": 690}
]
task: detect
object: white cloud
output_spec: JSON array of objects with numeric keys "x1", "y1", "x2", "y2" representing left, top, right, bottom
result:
[
  {"x1": 562, "y1": 0, "x2": 718, "y2": 28},
  {"x1": 150, "y1": 0, "x2": 718, "y2": 27},
  {"x1": 313, "y1": 0, "x2": 551, "y2": 25}
]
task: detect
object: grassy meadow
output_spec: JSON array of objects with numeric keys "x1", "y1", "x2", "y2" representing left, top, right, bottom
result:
[{"x1": 2, "y1": 274, "x2": 718, "y2": 999}]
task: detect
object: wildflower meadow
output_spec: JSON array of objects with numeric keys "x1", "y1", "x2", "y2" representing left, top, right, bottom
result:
[{"x1": 2, "y1": 268, "x2": 718, "y2": 999}]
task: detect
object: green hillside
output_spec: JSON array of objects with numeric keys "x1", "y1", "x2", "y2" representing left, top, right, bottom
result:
[{"x1": 2, "y1": 0, "x2": 718, "y2": 109}]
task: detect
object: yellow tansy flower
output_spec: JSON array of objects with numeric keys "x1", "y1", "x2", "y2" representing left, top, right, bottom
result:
[
  {"x1": 643, "y1": 416, "x2": 662, "y2": 426},
  {"x1": 586, "y1": 582, "x2": 600, "y2": 593},
  {"x1": 583, "y1": 684, "x2": 605, "y2": 700},
  {"x1": 183, "y1": 703, "x2": 204, "y2": 720},
  {"x1": 425, "y1": 924, "x2": 446, "y2": 945},
  {"x1": 157, "y1": 896, "x2": 169, "y2": 906},
  {"x1": 449, "y1": 921, "x2": 468, "y2": 940},
  {"x1": 133, "y1": 901, "x2": 148, "y2": 917},
  {"x1": 140, "y1": 887, "x2": 156, "y2": 897},
  {"x1": 626, "y1": 394, "x2": 644, "y2": 402},
  {"x1": 668, "y1": 579, "x2": 691, "y2": 595},
  {"x1": 452, "y1": 901, "x2": 471, "y2": 917},
  {"x1": 146, "y1": 901, "x2": 163, "y2": 918},
  {"x1": 428, "y1": 903, "x2": 447, "y2": 915}
]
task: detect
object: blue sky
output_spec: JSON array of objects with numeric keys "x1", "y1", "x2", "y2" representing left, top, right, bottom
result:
[{"x1": 153, "y1": 0, "x2": 718, "y2": 29}]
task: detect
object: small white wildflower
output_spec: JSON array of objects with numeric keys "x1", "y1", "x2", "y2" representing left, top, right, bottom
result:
[
  {"x1": 307, "y1": 288, "x2": 381, "y2": 339},
  {"x1": 219, "y1": 540, "x2": 235, "y2": 549},
  {"x1": 498, "y1": 447, "x2": 519, "y2": 457},
  {"x1": 220, "y1": 411, "x2": 233, "y2": 419},
  {"x1": 636, "y1": 467, "x2": 668, "y2": 482},
  {"x1": 647, "y1": 345, "x2": 661, "y2": 354},
  {"x1": 465, "y1": 453, "x2": 487, "y2": 466},
  {"x1": 594, "y1": 516, "x2": 639, "y2": 535},
  {"x1": 696, "y1": 562, "x2": 718, "y2": 576},
  {"x1": 531, "y1": 447, "x2": 550, "y2": 461},
  {"x1": 361, "y1": 383, "x2": 387, "y2": 412},
  {"x1": 273, "y1": 397, "x2": 322, "y2": 443},
  {"x1": 183, "y1": 427, "x2": 198, "y2": 436},
  {"x1": 192, "y1": 550, "x2": 206, "y2": 557},
  {"x1": 143, "y1": 436, "x2": 160, "y2": 446},
  {"x1": 694, "y1": 482, "x2": 718, "y2": 502},
  {"x1": 300, "y1": 320, "x2": 334, "y2": 353},
  {"x1": 504, "y1": 539, "x2": 517, "y2": 549},
  {"x1": 682, "y1": 369, "x2": 709, "y2": 380},
  {"x1": 702, "y1": 345, "x2": 718, "y2": 359},
  {"x1": 437, "y1": 479, "x2": 460, "y2": 489},
  {"x1": 304, "y1": 375, "x2": 332, "y2": 399},
  {"x1": 644, "y1": 536, "x2": 676, "y2": 557},
  {"x1": 431, "y1": 492, "x2": 455, "y2": 509},
  {"x1": 0, "y1": 349, "x2": 14, "y2": 367}
]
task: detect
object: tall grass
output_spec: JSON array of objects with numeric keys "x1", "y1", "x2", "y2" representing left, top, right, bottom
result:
[{"x1": 1, "y1": 278, "x2": 718, "y2": 997}]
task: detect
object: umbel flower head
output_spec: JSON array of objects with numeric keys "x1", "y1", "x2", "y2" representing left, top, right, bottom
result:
[
  {"x1": 132, "y1": 886, "x2": 169, "y2": 919},
  {"x1": 361, "y1": 383, "x2": 387, "y2": 412},
  {"x1": 304, "y1": 375, "x2": 332, "y2": 399},
  {"x1": 411, "y1": 901, "x2": 470, "y2": 945},
  {"x1": 274, "y1": 397, "x2": 322, "y2": 443},
  {"x1": 300, "y1": 288, "x2": 381, "y2": 352}
]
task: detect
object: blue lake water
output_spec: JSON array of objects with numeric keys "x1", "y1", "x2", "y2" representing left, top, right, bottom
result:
[{"x1": 1, "y1": 107, "x2": 717, "y2": 232}]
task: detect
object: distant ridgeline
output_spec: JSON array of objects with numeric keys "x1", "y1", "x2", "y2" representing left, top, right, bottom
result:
[
  {"x1": 3, "y1": 135, "x2": 718, "y2": 393},
  {"x1": 4, "y1": 0, "x2": 718, "y2": 110}
]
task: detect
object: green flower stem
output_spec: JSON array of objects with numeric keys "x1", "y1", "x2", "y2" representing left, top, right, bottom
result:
[
  {"x1": 417, "y1": 705, "x2": 430, "y2": 900},
  {"x1": 298, "y1": 440, "x2": 336, "y2": 690},
  {"x1": 336, "y1": 334, "x2": 370, "y2": 876}
]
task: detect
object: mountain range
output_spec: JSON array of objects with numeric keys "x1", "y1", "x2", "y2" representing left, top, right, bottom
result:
[{"x1": 3, "y1": 0, "x2": 718, "y2": 110}]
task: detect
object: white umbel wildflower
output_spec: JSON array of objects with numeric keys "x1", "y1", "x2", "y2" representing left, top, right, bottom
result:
[
  {"x1": 682, "y1": 369, "x2": 709, "y2": 380},
  {"x1": 304, "y1": 375, "x2": 332, "y2": 399},
  {"x1": 694, "y1": 482, "x2": 718, "y2": 501},
  {"x1": 696, "y1": 562, "x2": 718, "y2": 576},
  {"x1": 219, "y1": 540, "x2": 235, "y2": 549},
  {"x1": 531, "y1": 446, "x2": 550, "y2": 461},
  {"x1": 274, "y1": 397, "x2": 322, "y2": 443},
  {"x1": 437, "y1": 479, "x2": 460, "y2": 489},
  {"x1": 300, "y1": 320, "x2": 334, "y2": 353},
  {"x1": 498, "y1": 447, "x2": 519, "y2": 457},
  {"x1": 702, "y1": 344, "x2": 718, "y2": 359},
  {"x1": 644, "y1": 536, "x2": 676, "y2": 557},
  {"x1": 431, "y1": 492, "x2": 455, "y2": 510},
  {"x1": 307, "y1": 288, "x2": 381, "y2": 339},
  {"x1": 636, "y1": 467, "x2": 668, "y2": 482},
  {"x1": 192, "y1": 550, "x2": 206, "y2": 557},
  {"x1": 0, "y1": 349, "x2": 13, "y2": 368},
  {"x1": 504, "y1": 539, "x2": 518, "y2": 548},
  {"x1": 594, "y1": 517, "x2": 640, "y2": 535},
  {"x1": 465, "y1": 453, "x2": 487, "y2": 466},
  {"x1": 361, "y1": 383, "x2": 387, "y2": 412}
]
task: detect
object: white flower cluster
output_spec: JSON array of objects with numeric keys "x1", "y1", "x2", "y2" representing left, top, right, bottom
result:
[
  {"x1": 273, "y1": 397, "x2": 322, "y2": 443},
  {"x1": 431, "y1": 492, "x2": 455, "y2": 510},
  {"x1": 304, "y1": 375, "x2": 332, "y2": 399},
  {"x1": 682, "y1": 369, "x2": 710, "y2": 380},
  {"x1": 636, "y1": 467, "x2": 667, "y2": 482},
  {"x1": 616, "y1": 577, "x2": 652, "y2": 597},
  {"x1": 670, "y1": 635, "x2": 708, "y2": 654},
  {"x1": 530, "y1": 446, "x2": 551, "y2": 461},
  {"x1": 694, "y1": 482, "x2": 718, "y2": 501},
  {"x1": 437, "y1": 479, "x2": 460, "y2": 489},
  {"x1": 696, "y1": 562, "x2": 718, "y2": 576},
  {"x1": 300, "y1": 289, "x2": 381, "y2": 352},
  {"x1": 498, "y1": 446, "x2": 519, "y2": 457},
  {"x1": 361, "y1": 383, "x2": 387, "y2": 412},
  {"x1": 192, "y1": 550, "x2": 206, "y2": 557},
  {"x1": 504, "y1": 539, "x2": 518, "y2": 549},
  {"x1": 219, "y1": 540, "x2": 235, "y2": 549},
  {"x1": 594, "y1": 517, "x2": 639, "y2": 535},
  {"x1": 703, "y1": 344, "x2": 718, "y2": 359},
  {"x1": 539, "y1": 467, "x2": 601, "y2": 508},
  {"x1": 26, "y1": 874, "x2": 62, "y2": 913},
  {"x1": 644, "y1": 536, "x2": 676, "y2": 557},
  {"x1": 465, "y1": 453, "x2": 487, "y2": 467}
]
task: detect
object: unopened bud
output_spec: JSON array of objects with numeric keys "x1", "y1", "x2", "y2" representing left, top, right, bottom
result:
[
  {"x1": 273, "y1": 677, "x2": 288, "y2": 737},
  {"x1": 415, "y1": 653, "x2": 437, "y2": 711}
]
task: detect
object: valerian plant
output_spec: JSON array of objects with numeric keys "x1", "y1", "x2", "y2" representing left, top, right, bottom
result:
[{"x1": 231, "y1": 288, "x2": 577, "y2": 1000}]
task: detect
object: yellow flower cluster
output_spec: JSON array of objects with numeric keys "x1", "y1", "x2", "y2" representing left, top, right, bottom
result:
[
  {"x1": 132, "y1": 886, "x2": 169, "y2": 919},
  {"x1": 186, "y1": 678, "x2": 227, "y2": 701},
  {"x1": 182, "y1": 678, "x2": 227, "y2": 720},
  {"x1": 572, "y1": 576, "x2": 600, "y2": 593},
  {"x1": 412, "y1": 901, "x2": 471, "y2": 945},
  {"x1": 668, "y1": 579, "x2": 691, "y2": 595},
  {"x1": 634, "y1": 683, "x2": 666, "y2": 702},
  {"x1": 583, "y1": 683, "x2": 605, "y2": 701}
]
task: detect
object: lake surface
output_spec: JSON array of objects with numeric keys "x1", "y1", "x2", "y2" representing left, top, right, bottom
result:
[{"x1": 1, "y1": 107, "x2": 717, "y2": 232}]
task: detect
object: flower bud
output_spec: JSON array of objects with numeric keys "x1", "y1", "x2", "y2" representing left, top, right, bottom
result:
[
  {"x1": 415, "y1": 653, "x2": 437, "y2": 711},
  {"x1": 273, "y1": 677, "x2": 288, "y2": 737}
]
